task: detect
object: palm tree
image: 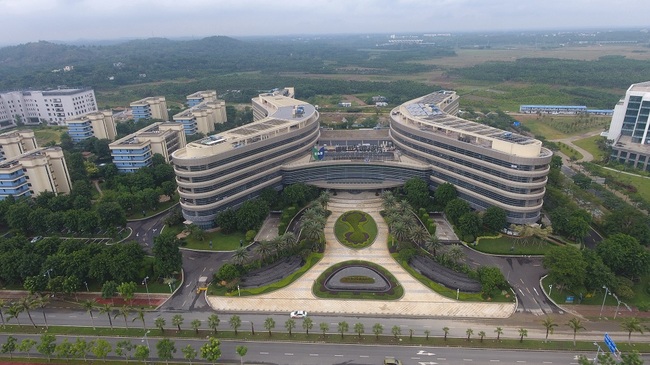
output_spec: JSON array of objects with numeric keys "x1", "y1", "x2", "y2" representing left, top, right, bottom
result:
[
  {"x1": 425, "y1": 234, "x2": 442, "y2": 256},
  {"x1": 320, "y1": 322, "x2": 329, "y2": 338},
  {"x1": 373, "y1": 323, "x2": 383, "y2": 340},
  {"x1": 301, "y1": 219, "x2": 323, "y2": 244},
  {"x1": 409, "y1": 225, "x2": 429, "y2": 246},
  {"x1": 17, "y1": 297, "x2": 37, "y2": 328},
  {"x1": 494, "y1": 327, "x2": 503, "y2": 341},
  {"x1": 443, "y1": 326, "x2": 450, "y2": 341},
  {"x1": 264, "y1": 317, "x2": 275, "y2": 336},
  {"x1": 82, "y1": 300, "x2": 96, "y2": 330},
  {"x1": 302, "y1": 317, "x2": 313, "y2": 336},
  {"x1": 6, "y1": 303, "x2": 22, "y2": 326},
  {"x1": 155, "y1": 317, "x2": 166, "y2": 334},
  {"x1": 466, "y1": 328, "x2": 473, "y2": 341},
  {"x1": 34, "y1": 295, "x2": 49, "y2": 329},
  {"x1": 285, "y1": 319, "x2": 296, "y2": 336},
  {"x1": 207, "y1": 314, "x2": 220, "y2": 335},
  {"x1": 0, "y1": 299, "x2": 6, "y2": 328},
  {"x1": 354, "y1": 322, "x2": 365, "y2": 339},
  {"x1": 541, "y1": 317, "x2": 558, "y2": 342},
  {"x1": 115, "y1": 306, "x2": 131, "y2": 329},
  {"x1": 424, "y1": 329, "x2": 431, "y2": 340},
  {"x1": 478, "y1": 331, "x2": 486, "y2": 342},
  {"x1": 392, "y1": 325, "x2": 401, "y2": 339},
  {"x1": 338, "y1": 321, "x2": 349, "y2": 339},
  {"x1": 567, "y1": 317, "x2": 585, "y2": 346},
  {"x1": 132, "y1": 308, "x2": 146, "y2": 330},
  {"x1": 381, "y1": 191, "x2": 397, "y2": 210},
  {"x1": 390, "y1": 220, "x2": 409, "y2": 246},
  {"x1": 446, "y1": 244, "x2": 466, "y2": 264},
  {"x1": 621, "y1": 317, "x2": 644, "y2": 344},
  {"x1": 281, "y1": 232, "x2": 298, "y2": 252},
  {"x1": 191, "y1": 319, "x2": 201, "y2": 334},
  {"x1": 232, "y1": 247, "x2": 249, "y2": 265},
  {"x1": 255, "y1": 240, "x2": 274, "y2": 263},
  {"x1": 98, "y1": 304, "x2": 114, "y2": 330},
  {"x1": 172, "y1": 314, "x2": 184, "y2": 332},
  {"x1": 518, "y1": 328, "x2": 528, "y2": 342}
]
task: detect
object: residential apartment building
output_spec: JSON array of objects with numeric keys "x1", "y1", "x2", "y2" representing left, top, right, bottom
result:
[
  {"x1": 173, "y1": 91, "x2": 227, "y2": 135},
  {"x1": 0, "y1": 147, "x2": 72, "y2": 200},
  {"x1": 130, "y1": 96, "x2": 169, "y2": 122},
  {"x1": 172, "y1": 89, "x2": 551, "y2": 228},
  {"x1": 0, "y1": 88, "x2": 98, "y2": 127},
  {"x1": 109, "y1": 122, "x2": 185, "y2": 173},
  {"x1": 0, "y1": 129, "x2": 38, "y2": 161},
  {"x1": 66, "y1": 111, "x2": 117, "y2": 142},
  {"x1": 606, "y1": 81, "x2": 650, "y2": 170}
]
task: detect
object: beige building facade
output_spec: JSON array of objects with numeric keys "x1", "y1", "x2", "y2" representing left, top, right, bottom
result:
[
  {"x1": 0, "y1": 147, "x2": 72, "y2": 200},
  {"x1": 0, "y1": 129, "x2": 38, "y2": 161},
  {"x1": 130, "y1": 96, "x2": 169, "y2": 122},
  {"x1": 66, "y1": 111, "x2": 117, "y2": 142},
  {"x1": 110, "y1": 122, "x2": 186, "y2": 173}
]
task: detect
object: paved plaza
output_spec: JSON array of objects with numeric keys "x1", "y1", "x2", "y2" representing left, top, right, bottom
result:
[{"x1": 206, "y1": 192, "x2": 516, "y2": 318}]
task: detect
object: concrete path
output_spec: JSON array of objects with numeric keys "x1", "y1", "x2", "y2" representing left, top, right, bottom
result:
[{"x1": 206, "y1": 192, "x2": 515, "y2": 318}]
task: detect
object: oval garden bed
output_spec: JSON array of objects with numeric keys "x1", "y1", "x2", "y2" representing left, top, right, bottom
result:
[
  {"x1": 334, "y1": 210, "x2": 378, "y2": 249},
  {"x1": 313, "y1": 260, "x2": 403, "y2": 300}
]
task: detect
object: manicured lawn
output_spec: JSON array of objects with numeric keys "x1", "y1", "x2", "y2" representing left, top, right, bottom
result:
[
  {"x1": 541, "y1": 276, "x2": 619, "y2": 307},
  {"x1": 474, "y1": 235, "x2": 555, "y2": 255},
  {"x1": 125, "y1": 194, "x2": 179, "y2": 220},
  {"x1": 208, "y1": 253, "x2": 323, "y2": 296},
  {"x1": 586, "y1": 164, "x2": 650, "y2": 202},
  {"x1": 334, "y1": 210, "x2": 377, "y2": 249},
  {"x1": 573, "y1": 135, "x2": 607, "y2": 162},
  {"x1": 312, "y1": 260, "x2": 403, "y2": 300},
  {"x1": 557, "y1": 142, "x2": 583, "y2": 161},
  {"x1": 165, "y1": 225, "x2": 245, "y2": 251}
]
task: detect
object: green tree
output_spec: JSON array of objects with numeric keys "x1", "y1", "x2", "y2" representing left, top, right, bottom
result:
[
  {"x1": 6, "y1": 302, "x2": 23, "y2": 326},
  {"x1": 17, "y1": 296, "x2": 37, "y2": 328},
  {"x1": 483, "y1": 206, "x2": 507, "y2": 232},
  {"x1": 155, "y1": 317, "x2": 166, "y2": 334},
  {"x1": 200, "y1": 337, "x2": 222, "y2": 364},
  {"x1": 302, "y1": 317, "x2": 313, "y2": 336},
  {"x1": 114, "y1": 306, "x2": 131, "y2": 329},
  {"x1": 72, "y1": 338, "x2": 90, "y2": 362},
  {"x1": 55, "y1": 338, "x2": 73, "y2": 360},
  {"x1": 1, "y1": 335, "x2": 16, "y2": 359},
  {"x1": 19, "y1": 338, "x2": 37, "y2": 359},
  {"x1": 98, "y1": 304, "x2": 114, "y2": 330},
  {"x1": 285, "y1": 319, "x2": 296, "y2": 336},
  {"x1": 101, "y1": 281, "x2": 117, "y2": 304},
  {"x1": 91, "y1": 339, "x2": 112, "y2": 362},
  {"x1": 208, "y1": 314, "x2": 220, "y2": 334},
  {"x1": 116, "y1": 281, "x2": 137, "y2": 304},
  {"x1": 458, "y1": 212, "x2": 481, "y2": 239},
  {"x1": 373, "y1": 323, "x2": 384, "y2": 340},
  {"x1": 354, "y1": 322, "x2": 365, "y2": 339},
  {"x1": 434, "y1": 182, "x2": 457, "y2": 208},
  {"x1": 153, "y1": 231, "x2": 182, "y2": 278},
  {"x1": 320, "y1": 322, "x2": 329, "y2": 337},
  {"x1": 466, "y1": 328, "x2": 474, "y2": 341},
  {"x1": 542, "y1": 317, "x2": 558, "y2": 342},
  {"x1": 443, "y1": 326, "x2": 450, "y2": 340},
  {"x1": 37, "y1": 333, "x2": 56, "y2": 361},
  {"x1": 264, "y1": 317, "x2": 276, "y2": 336},
  {"x1": 403, "y1": 177, "x2": 430, "y2": 210},
  {"x1": 567, "y1": 317, "x2": 585, "y2": 346},
  {"x1": 133, "y1": 345, "x2": 149, "y2": 363},
  {"x1": 543, "y1": 245, "x2": 586, "y2": 292},
  {"x1": 518, "y1": 328, "x2": 528, "y2": 342},
  {"x1": 172, "y1": 314, "x2": 184, "y2": 332},
  {"x1": 445, "y1": 198, "x2": 471, "y2": 225},
  {"x1": 392, "y1": 325, "x2": 402, "y2": 339},
  {"x1": 236, "y1": 345, "x2": 248, "y2": 365},
  {"x1": 338, "y1": 321, "x2": 349, "y2": 339},
  {"x1": 478, "y1": 331, "x2": 486, "y2": 342},
  {"x1": 156, "y1": 338, "x2": 176, "y2": 365},
  {"x1": 477, "y1": 266, "x2": 507, "y2": 297},
  {"x1": 191, "y1": 319, "x2": 202, "y2": 334},
  {"x1": 621, "y1": 317, "x2": 644, "y2": 344},
  {"x1": 425, "y1": 234, "x2": 442, "y2": 256},
  {"x1": 596, "y1": 234, "x2": 650, "y2": 279},
  {"x1": 229, "y1": 315, "x2": 242, "y2": 335},
  {"x1": 81, "y1": 300, "x2": 96, "y2": 330},
  {"x1": 495, "y1": 327, "x2": 503, "y2": 341},
  {"x1": 115, "y1": 340, "x2": 134, "y2": 362},
  {"x1": 182, "y1": 345, "x2": 198, "y2": 365},
  {"x1": 132, "y1": 307, "x2": 147, "y2": 330}
]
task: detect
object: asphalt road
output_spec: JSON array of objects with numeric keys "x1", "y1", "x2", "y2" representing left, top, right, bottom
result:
[{"x1": 1, "y1": 334, "x2": 646, "y2": 364}]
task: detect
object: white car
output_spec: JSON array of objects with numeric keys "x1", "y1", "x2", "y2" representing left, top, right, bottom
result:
[
  {"x1": 290, "y1": 310, "x2": 307, "y2": 319},
  {"x1": 30, "y1": 236, "x2": 43, "y2": 243}
]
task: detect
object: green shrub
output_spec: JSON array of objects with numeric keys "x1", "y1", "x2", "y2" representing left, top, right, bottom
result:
[{"x1": 245, "y1": 230, "x2": 257, "y2": 243}]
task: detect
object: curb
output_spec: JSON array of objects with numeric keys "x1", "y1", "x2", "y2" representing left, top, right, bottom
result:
[
  {"x1": 539, "y1": 274, "x2": 584, "y2": 319},
  {"x1": 127, "y1": 202, "x2": 178, "y2": 222},
  {"x1": 156, "y1": 268, "x2": 185, "y2": 310},
  {"x1": 464, "y1": 237, "x2": 545, "y2": 259}
]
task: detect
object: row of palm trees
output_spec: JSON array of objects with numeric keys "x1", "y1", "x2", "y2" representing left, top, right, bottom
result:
[
  {"x1": 230, "y1": 231, "x2": 299, "y2": 267},
  {"x1": 0, "y1": 295, "x2": 48, "y2": 328},
  {"x1": 298, "y1": 192, "x2": 330, "y2": 252}
]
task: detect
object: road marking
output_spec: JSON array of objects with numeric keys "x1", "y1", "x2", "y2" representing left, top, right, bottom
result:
[
  {"x1": 181, "y1": 300, "x2": 187, "y2": 307},
  {"x1": 463, "y1": 359, "x2": 473, "y2": 362},
  {"x1": 360, "y1": 355, "x2": 369, "y2": 358},
  {"x1": 437, "y1": 358, "x2": 446, "y2": 361},
  {"x1": 69, "y1": 315, "x2": 77, "y2": 318},
  {"x1": 335, "y1": 354, "x2": 343, "y2": 357},
  {"x1": 518, "y1": 288, "x2": 525, "y2": 297},
  {"x1": 309, "y1": 354, "x2": 319, "y2": 357},
  {"x1": 490, "y1": 360, "x2": 500, "y2": 362},
  {"x1": 412, "y1": 357, "x2": 421, "y2": 360},
  {"x1": 260, "y1": 352, "x2": 269, "y2": 355},
  {"x1": 533, "y1": 288, "x2": 539, "y2": 295},
  {"x1": 517, "y1": 361, "x2": 526, "y2": 363},
  {"x1": 284, "y1": 353, "x2": 293, "y2": 356},
  {"x1": 202, "y1": 267, "x2": 206, "y2": 272},
  {"x1": 520, "y1": 278, "x2": 524, "y2": 284},
  {"x1": 417, "y1": 350, "x2": 435, "y2": 356},
  {"x1": 185, "y1": 283, "x2": 191, "y2": 288},
  {"x1": 543, "y1": 362, "x2": 552, "y2": 364}
]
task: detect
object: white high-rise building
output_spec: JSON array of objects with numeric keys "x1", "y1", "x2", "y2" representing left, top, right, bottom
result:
[{"x1": 0, "y1": 88, "x2": 98, "y2": 127}]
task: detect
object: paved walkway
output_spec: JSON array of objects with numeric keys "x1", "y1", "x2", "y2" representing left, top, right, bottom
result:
[{"x1": 206, "y1": 192, "x2": 515, "y2": 318}]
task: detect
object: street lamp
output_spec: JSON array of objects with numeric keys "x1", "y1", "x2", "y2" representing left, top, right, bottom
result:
[
  {"x1": 548, "y1": 284, "x2": 553, "y2": 297},
  {"x1": 599, "y1": 286, "x2": 609, "y2": 319},
  {"x1": 168, "y1": 282, "x2": 173, "y2": 293},
  {"x1": 43, "y1": 268, "x2": 53, "y2": 281},
  {"x1": 142, "y1": 330, "x2": 151, "y2": 351},
  {"x1": 594, "y1": 342, "x2": 603, "y2": 361},
  {"x1": 83, "y1": 281, "x2": 89, "y2": 292},
  {"x1": 612, "y1": 293, "x2": 632, "y2": 319},
  {"x1": 142, "y1": 277, "x2": 151, "y2": 305}
]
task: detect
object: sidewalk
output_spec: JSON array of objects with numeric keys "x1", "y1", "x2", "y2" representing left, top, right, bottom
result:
[{"x1": 206, "y1": 192, "x2": 515, "y2": 318}]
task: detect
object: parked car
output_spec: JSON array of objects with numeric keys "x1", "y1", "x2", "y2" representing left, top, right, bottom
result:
[
  {"x1": 384, "y1": 357, "x2": 402, "y2": 365},
  {"x1": 290, "y1": 310, "x2": 307, "y2": 319},
  {"x1": 30, "y1": 236, "x2": 43, "y2": 243}
]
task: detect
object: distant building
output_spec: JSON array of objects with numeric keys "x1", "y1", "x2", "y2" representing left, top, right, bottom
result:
[
  {"x1": 376, "y1": 102, "x2": 388, "y2": 107},
  {"x1": 519, "y1": 105, "x2": 587, "y2": 114},
  {"x1": 0, "y1": 88, "x2": 98, "y2": 127},
  {"x1": 66, "y1": 111, "x2": 117, "y2": 142},
  {"x1": 109, "y1": 122, "x2": 186, "y2": 173},
  {"x1": 339, "y1": 102, "x2": 352, "y2": 107},
  {"x1": 0, "y1": 147, "x2": 72, "y2": 200},
  {"x1": 173, "y1": 91, "x2": 227, "y2": 135},
  {"x1": 130, "y1": 96, "x2": 169, "y2": 122},
  {"x1": 372, "y1": 96, "x2": 387, "y2": 102},
  {"x1": 0, "y1": 129, "x2": 38, "y2": 161},
  {"x1": 607, "y1": 81, "x2": 650, "y2": 171}
]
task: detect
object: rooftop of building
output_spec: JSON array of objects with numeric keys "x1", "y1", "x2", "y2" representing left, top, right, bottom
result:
[
  {"x1": 399, "y1": 92, "x2": 540, "y2": 147},
  {"x1": 186, "y1": 90, "x2": 216, "y2": 99},
  {"x1": 0, "y1": 129, "x2": 34, "y2": 138},
  {"x1": 1, "y1": 88, "x2": 93, "y2": 97},
  {"x1": 111, "y1": 122, "x2": 180, "y2": 146},
  {"x1": 629, "y1": 81, "x2": 650, "y2": 93},
  {"x1": 613, "y1": 135, "x2": 650, "y2": 153},
  {"x1": 0, "y1": 147, "x2": 62, "y2": 169},
  {"x1": 130, "y1": 96, "x2": 165, "y2": 106}
]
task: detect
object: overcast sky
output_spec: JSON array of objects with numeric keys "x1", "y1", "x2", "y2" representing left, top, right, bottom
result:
[{"x1": 1, "y1": 0, "x2": 649, "y2": 45}]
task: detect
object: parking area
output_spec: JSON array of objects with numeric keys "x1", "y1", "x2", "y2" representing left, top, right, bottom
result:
[{"x1": 430, "y1": 213, "x2": 459, "y2": 242}]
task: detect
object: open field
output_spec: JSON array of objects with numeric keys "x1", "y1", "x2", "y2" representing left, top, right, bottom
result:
[
  {"x1": 514, "y1": 114, "x2": 609, "y2": 140},
  {"x1": 573, "y1": 135, "x2": 607, "y2": 162}
]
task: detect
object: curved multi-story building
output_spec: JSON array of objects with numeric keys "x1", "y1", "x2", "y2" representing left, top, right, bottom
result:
[
  {"x1": 173, "y1": 89, "x2": 552, "y2": 228},
  {"x1": 172, "y1": 89, "x2": 320, "y2": 227}
]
